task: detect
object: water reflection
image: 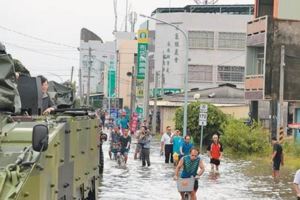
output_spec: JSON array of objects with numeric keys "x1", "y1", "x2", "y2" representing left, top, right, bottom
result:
[{"x1": 98, "y1": 138, "x2": 295, "y2": 200}]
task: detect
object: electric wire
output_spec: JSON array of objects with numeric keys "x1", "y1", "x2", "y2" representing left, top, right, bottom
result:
[{"x1": 0, "y1": 25, "x2": 77, "y2": 49}]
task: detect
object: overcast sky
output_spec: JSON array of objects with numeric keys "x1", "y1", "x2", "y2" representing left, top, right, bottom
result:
[{"x1": 0, "y1": 0, "x2": 253, "y2": 82}]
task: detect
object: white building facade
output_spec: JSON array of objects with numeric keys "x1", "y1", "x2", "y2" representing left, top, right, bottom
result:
[
  {"x1": 79, "y1": 28, "x2": 115, "y2": 97},
  {"x1": 150, "y1": 5, "x2": 254, "y2": 93}
]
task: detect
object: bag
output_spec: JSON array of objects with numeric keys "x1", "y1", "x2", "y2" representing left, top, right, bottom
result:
[{"x1": 177, "y1": 177, "x2": 195, "y2": 192}]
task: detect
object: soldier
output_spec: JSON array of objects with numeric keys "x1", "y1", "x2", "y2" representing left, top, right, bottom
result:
[{"x1": 37, "y1": 75, "x2": 56, "y2": 115}]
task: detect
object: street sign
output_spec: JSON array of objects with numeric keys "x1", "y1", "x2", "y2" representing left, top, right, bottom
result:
[
  {"x1": 199, "y1": 104, "x2": 208, "y2": 154},
  {"x1": 199, "y1": 111, "x2": 207, "y2": 126},
  {"x1": 199, "y1": 113, "x2": 207, "y2": 121},
  {"x1": 199, "y1": 121, "x2": 207, "y2": 126},
  {"x1": 200, "y1": 104, "x2": 208, "y2": 113}
]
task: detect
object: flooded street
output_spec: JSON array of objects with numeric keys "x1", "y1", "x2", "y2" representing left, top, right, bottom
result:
[{"x1": 98, "y1": 137, "x2": 295, "y2": 200}]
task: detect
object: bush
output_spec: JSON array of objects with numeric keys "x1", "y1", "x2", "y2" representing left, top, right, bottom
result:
[
  {"x1": 221, "y1": 118, "x2": 270, "y2": 155},
  {"x1": 174, "y1": 102, "x2": 227, "y2": 145},
  {"x1": 283, "y1": 142, "x2": 300, "y2": 157}
]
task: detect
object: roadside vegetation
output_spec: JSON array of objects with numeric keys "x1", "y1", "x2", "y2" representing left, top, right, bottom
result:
[
  {"x1": 174, "y1": 101, "x2": 227, "y2": 145},
  {"x1": 174, "y1": 103, "x2": 300, "y2": 169}
]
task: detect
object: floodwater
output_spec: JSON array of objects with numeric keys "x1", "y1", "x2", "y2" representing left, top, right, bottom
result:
[{"x1": 98, "y1": 136, "x2": 295, "y2": 200}]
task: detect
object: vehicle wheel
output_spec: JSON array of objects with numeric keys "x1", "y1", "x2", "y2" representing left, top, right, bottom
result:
[{"x1": 99, "y1": 143, "x2": 104, "y2": 174}]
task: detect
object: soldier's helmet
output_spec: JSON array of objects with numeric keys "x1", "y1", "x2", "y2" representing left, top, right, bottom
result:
[{"x1": 0, "y1": 42, "x2": 6, "y2": 54}]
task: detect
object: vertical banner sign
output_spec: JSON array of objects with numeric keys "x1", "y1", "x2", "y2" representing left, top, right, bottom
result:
[
  {"x1": 108, "y1": 55, "x2": 116, "y2": 98},
  {"x1": 136, "y1": 29, "x2": 149, "y2": 119}
]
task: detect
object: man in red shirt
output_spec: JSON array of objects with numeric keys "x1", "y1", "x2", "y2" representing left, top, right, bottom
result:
[{"x1": 207, "y1": 134, "x2": 223, "y2": 172}]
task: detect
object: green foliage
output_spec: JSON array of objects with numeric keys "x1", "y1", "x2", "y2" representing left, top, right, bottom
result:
[
  {"x1": 221, "y1": 118, "x2": 270, "y2": 155},
  {"x1": 283, "y1": 142, "x2": 300, "y2": 157},
  {"x1": 174, "y1": 102, "x2": 227, "y2": 144}
]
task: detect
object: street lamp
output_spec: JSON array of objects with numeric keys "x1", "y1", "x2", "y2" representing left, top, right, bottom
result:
[{"x1": 140, "y1": 14, "x2": 189, "y2": 137}]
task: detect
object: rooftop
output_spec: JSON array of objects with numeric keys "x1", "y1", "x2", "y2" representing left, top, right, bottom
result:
[
  {"x1": 160, "y1": 84, "x2": 247, "y2": 105},
  {"x1": 152, "y1": 4, "x2": 254, "y2": 16}
]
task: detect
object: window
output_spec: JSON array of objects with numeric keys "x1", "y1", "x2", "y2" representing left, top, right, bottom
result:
[
  {"x1": 217, "y1": 66, "x2": 245, "y2": 82},
  {"x1": 218, "y1": 32, "x2": 246, "y2": 49},
  {"x1": 189, "y1": 31, "x2": 214, "y2": 49},
  {"x1": 188, "y1": 65, "x2": 213, "y2": 82},
  {"x1": 256, "y1": 50, "x2": 264, "y2": 75}
]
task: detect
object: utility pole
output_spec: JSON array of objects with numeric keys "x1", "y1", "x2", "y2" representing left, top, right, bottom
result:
[
  {"x1": 130, "y1": 66, "x2": 136, "y2": 114},
  {"x1": 79, "y1": 68, "x2": 83, "y2": 106},
  {"x1": 125, "y1": 0, "x2": 128, "y2": 32},
  {"x1": 129, "y1": 12, "x2": 137, "y2": 32},
  {"x1": 113, "y1": 0, "x2": 118, "y2": 33},
  {"x1": 140, "y1": 14, "x2": 189, "y2": 137},
  {"x1": 277, "y1": 45, "x2": 285, "y2": 141},
  {"x1": 87, "y1": 47, "x2": 92, "y2": 106},
  {"x1": 152, "y1": 71, "x2": 159, "y2": 134},
  {"x1": 143, "y1": 46, "x2": 150, "y2": 123},
  {"x1": 70, "y1": 66, "x2": 74, "y2": 83}
]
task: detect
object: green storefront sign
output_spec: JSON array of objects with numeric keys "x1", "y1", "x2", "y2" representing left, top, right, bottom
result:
[
  {"x1": 108, "y1": 58, "x2": 116, "y2": 97},
  {"x1": 137, "y1": 29, "x2": 149, "y2": 80},
  {"x1": 137, "y1": 43, "x2": 148, "y2": 79}
]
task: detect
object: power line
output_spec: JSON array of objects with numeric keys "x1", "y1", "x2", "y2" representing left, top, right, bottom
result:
[
  {"x1": 4, "y1": 41, "x2": 79, "y2": 61},
  {"x1": 0, "y1": 25, "x2": 77, "y2": 49}
]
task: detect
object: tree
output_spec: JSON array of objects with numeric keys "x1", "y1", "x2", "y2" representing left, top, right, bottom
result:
[{"x1": 174, "y1": 102, "x2": 227, "y2": 145}]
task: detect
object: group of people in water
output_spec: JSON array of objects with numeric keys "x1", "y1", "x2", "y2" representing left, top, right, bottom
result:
[{"x1": 106, "y1": 123, "x2": 223, "y2": 200}]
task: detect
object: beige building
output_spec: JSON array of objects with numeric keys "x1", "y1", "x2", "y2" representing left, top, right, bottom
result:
[{"x1": 115, "y1": 32, "x2": 137, "y2": 108}]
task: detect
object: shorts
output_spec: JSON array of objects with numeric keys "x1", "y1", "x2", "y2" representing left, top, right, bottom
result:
[
  {"x1": 273, "y1": 159, "x2": 281, "y2": 171},
  {"x1": 121, "y1": 149, "x2": 129, "y2": 156},
  {"x1": 210, "y1": 158, "x2": 220, "y2": 166}
]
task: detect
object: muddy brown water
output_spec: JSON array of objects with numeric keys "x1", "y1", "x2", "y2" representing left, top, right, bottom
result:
[{"x1": 98, "y1": 137, "x2": 295, "y2": 200}]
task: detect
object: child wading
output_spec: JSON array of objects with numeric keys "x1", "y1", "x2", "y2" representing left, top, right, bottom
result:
[{"x1": 207, "y1": 134, "x2": 223, "y2": 173}]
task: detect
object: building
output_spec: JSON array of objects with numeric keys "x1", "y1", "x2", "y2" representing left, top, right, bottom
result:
[
  {"x1": 115, "y1": 31, "x2": 137, "y2": 109},
  {"x1": 148, "y1": 4, "x2": 254, "y2": 96},
  {"x1": 245, "y1": 0, "x2": 300, "y2": 141},
  {"x1": 150, "y1": 84, "x2": 249, "y2": 133},
  {"x1": 79, "y1": 28, "x2": 115, "y2": 100}
]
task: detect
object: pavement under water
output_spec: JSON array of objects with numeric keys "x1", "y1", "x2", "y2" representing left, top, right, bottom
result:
[{"x1": 98, "y1": 136, "x2": 295, "y2": 200}]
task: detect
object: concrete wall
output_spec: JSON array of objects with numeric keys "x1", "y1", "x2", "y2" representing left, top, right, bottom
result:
[
  {"x1": 152, "y1": 12, "x2": 251, "y2": 91},
  {"x1": 160, "y1": 106, "x2": 177, "y2": 133},
  {"x1": 159, "y1": 104, "x2": 249, "y2": 134},
  {"x1": 276, "y1": 0, "x2": 300, "y2": 20},
  {"x1": 117, "y1": 39, "x2": 137, "y2": 108},
  {"x1": 218, "y1": 105, "x2": 249, "y2": 119}
]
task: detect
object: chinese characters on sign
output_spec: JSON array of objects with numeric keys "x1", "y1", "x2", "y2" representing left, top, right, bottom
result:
[{"x1": 136, "y1": 29, "x2": 149, "y2": 119}]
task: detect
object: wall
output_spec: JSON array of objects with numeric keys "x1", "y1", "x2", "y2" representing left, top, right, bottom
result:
[
  {"x1": 160, "y1": 106, "x2": 177, "y2": 133},
  {"x1": 152, "y1": 12, "x2": 251, "y2": 91},
  {"x1": 218, "y1": 105, "x2": 249, "y2": 119},
  {"x1": 276, "y1": 0, "x2": 300, "y2": 20},
  {"x1": 159, "y1": 104, "x2": 249, "y2": 134},
  {"x1": 117, "y1": 39, "x2": 137, "y2": 108}
]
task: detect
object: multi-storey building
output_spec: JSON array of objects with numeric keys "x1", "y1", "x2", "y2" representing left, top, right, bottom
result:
[
  {"x1": 148, "y1": 4, "x2": 254, "y2": 95},
  {"x1": 245, "y1": 0, "x2": 300, "y2": 140}
]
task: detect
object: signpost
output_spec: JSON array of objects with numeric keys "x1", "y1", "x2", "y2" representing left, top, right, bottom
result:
[{"x1": 199, "y1": 104, "x2": 208, "y2": 153}]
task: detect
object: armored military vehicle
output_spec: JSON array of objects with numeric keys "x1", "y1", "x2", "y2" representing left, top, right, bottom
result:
[{"x1": 0, "y1": 46, "x2": 106, "y2": 200}]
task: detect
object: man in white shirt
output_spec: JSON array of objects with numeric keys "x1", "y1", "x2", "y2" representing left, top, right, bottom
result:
[
  {"x1": 294, "y1": 169, "x2": 300, "y2": 199},
  {"x1": 161, "y1": 126, "x2": 173, "y2": 163}
]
